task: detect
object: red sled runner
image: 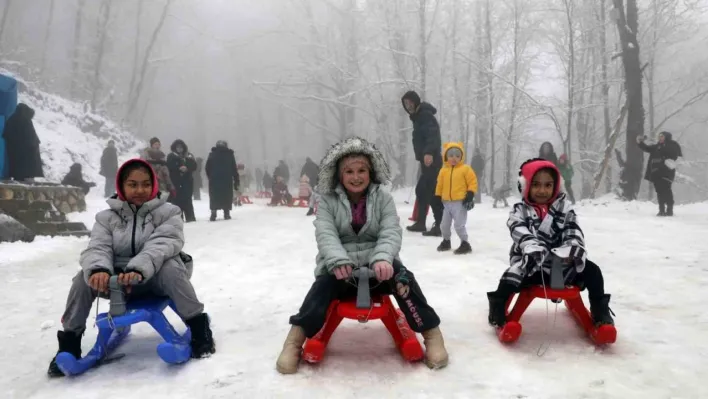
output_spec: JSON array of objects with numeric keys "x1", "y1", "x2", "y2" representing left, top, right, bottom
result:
[
  {"x1": 302, "y1": 267, "x2": 424, "y2": 364},
  {"x1": 239, "y1": 195, "x2": 253, "y2": 204},
  {"x1": 290, "y1": 198, "x2": 309, "y2": 208},
  {"x1": 497, "y1": 259, "x2": 617, "y2": 346}
]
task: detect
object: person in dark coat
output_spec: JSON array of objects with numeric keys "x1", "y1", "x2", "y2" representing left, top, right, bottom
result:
[
  {"x1": 193, "y1": 157, "x2": 204, "y2": 200},
  {"x1": 637, "y1": 131, "x2": 683, "y2": 216},
  {"x1": 100, "y1": 140, "x2": 118, "y2": 197},
  {"x1": 263, "y1": 171, "x2": 273, "y2": 192},
  {"x1": 205, "y1": 140, "x2": 239, "y2": 221},
  {"x1": 166, "y1": 139, "x2": 197, "y2": 222},
  {"x1": 61, "y1": 163, "x2": 96, "y2": 194},
  {"x1": 2, "y1": 103, "x2": 44, "y2": 181},
  {"x1": 401, "y1": 90, "x2": 444, "y2": 237},
  {"x1": 274, "y1": 160, "x2": 290, "y2": 185},
  {"x1": 470, "y1": 148, "x2": 485, "y2": 203},
  {"x1": 538, "y1": 141, "x2": 559, "y2": 165}
]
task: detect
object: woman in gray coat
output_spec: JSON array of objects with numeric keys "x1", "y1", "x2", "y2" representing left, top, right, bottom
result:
[
  {"x1": 275, "y1": 137, "x2": 448, "y2": 374},
  {"x1": 47, "y1": 159, "x2": 215, "y2": 377}
]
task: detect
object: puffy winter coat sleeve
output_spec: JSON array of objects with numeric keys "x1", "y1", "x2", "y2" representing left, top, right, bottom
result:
[
  {"x1": 314, "y1": 198, "x2": 353, "y2": 273},
  {"x1": 368, "y1": 191, "x2": 402, "y2": 265},
  {"x1": 79, "y1": 211, "x2": 115, "y2": 282},
  {"x1": 559, "y1": 206, "x2": 585, "y2": 249},
  {"x1": 185, "y1": 154, "x2": 198, "y2": 172},
  {"x1": 435, "y1": 168, "x2": 445, "y2": 197},
  {"x1": 507, "y1": 204, "x2": 547, "y2": 255},
  {"x1": 637, "y1": 141, "x2": 657, "y2": 154},
  {"x1": 419, "y1": 111, "x2": 442, "y2": 157},
  {"x1": 126, "y1": 206, "x2": 185, "y2": 281},
  {"x1": 465, "y1": 166, "x2": 478, "y2": 193}
]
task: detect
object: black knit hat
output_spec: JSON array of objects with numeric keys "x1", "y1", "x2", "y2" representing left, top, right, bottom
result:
[{"x1": 149, "y1": 137, "x2": 160, "y2": 146}]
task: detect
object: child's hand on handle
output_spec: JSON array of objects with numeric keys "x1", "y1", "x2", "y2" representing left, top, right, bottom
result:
[
  {"x1": 333, "y1": 265, "x2": 353, "y2": 280},
  {"x1": 372, "y1": 261, "x2": 394, "y2": 281},
  {"x1": 88, "y1": 271, "x2": 110, "y2": 293},
  {"x1": 118, "y1": 272, "x2": 143, "y2": 294}
]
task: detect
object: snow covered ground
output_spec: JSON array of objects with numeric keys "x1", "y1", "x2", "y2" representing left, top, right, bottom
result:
[{"x1": 1, "y1": 190, "x2": 707, "y2": 399}]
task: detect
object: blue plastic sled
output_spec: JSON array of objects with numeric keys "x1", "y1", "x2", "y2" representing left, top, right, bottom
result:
[{"x1": 55, "y1": 298, "x2": 192, "y2": 376}]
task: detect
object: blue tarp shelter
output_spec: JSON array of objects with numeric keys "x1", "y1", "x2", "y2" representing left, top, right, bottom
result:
[{"x1": 0, "y1": 74, "x2": 18, "y2": 179}]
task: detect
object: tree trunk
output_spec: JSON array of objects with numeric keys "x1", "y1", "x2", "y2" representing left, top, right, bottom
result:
[
  {"x1": 485, "y1": 0, "x2": 496, "y2": 192},
  {"x1": 505, "y1": 0, "x2": 520, "y2": 187},
  {"x1": 127, "y1": 1, "x2": 144, "y2": 112},
  {"x1": 564, "y1": 0, "x2": 575, "y2": 158},
  {"x1": 0, "y1": 0, "x2": 13, "y2": 49},
  {"x1": 598, "y1": 0, "x2": 612, "y2": 194},
  {"x1": 70, "y1": 0, "x2": 86, "y2": 99},
  {"x1": 39, "y1": 0, "x2": 56, "y2": 80},
  {"x1": 125, "y1": 0, "x2": 173, "y2": 123},
  {"x1": 419, "y1": 0, "x2": 428, "y2": 97},
  {"x1": 613, "y1": 0, "x2": 645, "y2": 201},
  {"x1": 90, "y1": 0, "x2": 112, "y2": 113}
]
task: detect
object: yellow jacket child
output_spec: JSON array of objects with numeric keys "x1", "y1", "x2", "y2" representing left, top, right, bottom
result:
[{"x1": 435, "y1": 142, "x2": 478, "y2": 201}]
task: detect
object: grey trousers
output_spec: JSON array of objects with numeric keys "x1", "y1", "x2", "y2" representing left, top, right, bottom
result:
[
  {"x1": 61, "y1": 258, "x2": 204, "y2": 333},
  {"x1": 441, "y1": 200, "x2": 468, "y2": 241}
]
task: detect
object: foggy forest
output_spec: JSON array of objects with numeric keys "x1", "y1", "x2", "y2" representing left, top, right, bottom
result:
[{"x1": 1, "y1": 0, "x2": 707, "y2": 202}]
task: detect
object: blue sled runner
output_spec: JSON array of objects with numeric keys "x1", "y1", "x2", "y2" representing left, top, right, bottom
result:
[{"x1": 55, "y1": 298, "x2": 192, "y2": 376}]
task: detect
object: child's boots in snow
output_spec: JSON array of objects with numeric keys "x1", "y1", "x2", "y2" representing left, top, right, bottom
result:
[
  {"x1": 276, "y1": 325, "x2": 306, "y2": 374},
  {"x1": 421, "y1": 327, "x2": 448, "y2": 369},
  {"x1": 47, "y1": 330, "x2": 82, "y2": 377}
]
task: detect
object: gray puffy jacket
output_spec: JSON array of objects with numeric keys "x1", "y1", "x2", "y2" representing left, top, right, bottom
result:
[
  {"x1": 314, "y1": 184, "x2": 402, "y2": 276},
  {"x1": 79, "y1": 193, "x2": 185, "y2": 283}
]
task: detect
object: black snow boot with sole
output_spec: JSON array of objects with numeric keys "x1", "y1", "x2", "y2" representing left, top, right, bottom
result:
[
  {"x1": 487, "y1": 292, "x2": 508, "y2": 328},
  {"x1": 590, "y1": 294, "x2": 615, "y2": 326},
  {"x1": 306, "y1": 208, "x2": 314, "y2": 216},
  {"x1": 48, "y1": 330, "x2": 82, "y2": 377},
  {"x1": 422, "y1": 222, "x2": 442, "y2": 237},
  {"x1": 210, "y1": 211, "x2": 217, "y2": 222},
  {"x1": 437, "y1": 239, "x2": 451, "y2": 252},
  {"x1": 406, "y1": 222, "x2": 427, "y2": 232},
  {"x1": 186, "y1": 313, "x2": 216, "y2": 358},
  {"x1": 224, "y1": 210, "x2": 231, "y2": 220},
  {"x1": 454, "y1": 241, "x2": 472, "y2": 255}
]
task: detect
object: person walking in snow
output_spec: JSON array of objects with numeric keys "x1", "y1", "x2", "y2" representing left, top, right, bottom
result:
[
  {"x1": 100, "y1": 140, "x2": 119, "y2": 197},
  {"x1": 140, "y1": 137, "x2": 175, "y2": 197},
  {"x1": 275, "y1": 137, "x2": 449, "y2": 374},
  {"x1": 255, "y1": 168, "x2": 264, "y2": 191},
  {"x1": 557, "y1": 154, "x2": 576, "y2": 204},
  {"x1": 262, "y1": 170, "x2": 273, "y2": 192},
  {"x1": 205, "y1": 140, "x2": 239, "y2": 221},
  {"x1": 538, "y1": 141, "x2": 559, "y2": 165},
  {"x1": 273, "y1": 160, "x2": 290, "y2": 186},
  {"x1": 486, "y1": 158, "x2": 614, "y2": 329},
  {"x1": 401, "y1": 90, "x2": 444, "y2": 237},
  {"x1": 434, "y1": 142, "x2": 478, "y2": 255},
  {"x1": 47, "y1": 159, "x2": 215, "y2": 378},
  {"x1": 61, "y1": 163, "x2": 96, "y2": 194},
  {"x1": 2, "y1": 103, "x2": 44, "y2": 182},
  {"x1": 300, "y1": 157, "x2": 320, "y2": 216},
  {"x1": 167, "y1": 139, "x2": 197, "y2": 222},
  {"x1": 470, "y1": 148, "x2": 485, "y2": 203},
  {"x1": 637, "y1": 132, "x2": 683, "y2": 216}
]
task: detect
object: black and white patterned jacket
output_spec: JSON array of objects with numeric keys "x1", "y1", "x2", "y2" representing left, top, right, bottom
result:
[{"x1": 502, "y1": 193, "x2": 586, "y2": 286}]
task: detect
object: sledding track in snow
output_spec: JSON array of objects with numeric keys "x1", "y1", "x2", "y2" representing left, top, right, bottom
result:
[{"x1": 1, "y1": 192, "x2": 707, "y2": 399}]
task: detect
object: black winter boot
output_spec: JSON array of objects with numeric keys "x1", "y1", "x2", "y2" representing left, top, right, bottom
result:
[
  {"x1": 224, "y1": 210, "x2": 231, "y2": 220},
  {"x1": 454, "y1": 241, "x2": 473, "y2": 255},
  {"x1": 487, "y1": 292, "x2": 508, "y2": 327},
  {"x1": 422, "y1": 222, "x2": 442, "y2": 237},
  {"x1": 186, "y1": 313, "x2": 215, "y2": 358},
  {"x1": 48, "y1": 330, "x2": 83, "y2": 377},
  {"x1": 657, "y1": 202, "x2": 666, "y2": 217},
  {"x1": 666, "y1": 203, "x2": 674, "y2": 216},
  {"x1": 437, "y1": 239, "x2": 451, "y2": 252},
  {"x1": 306, "y1": 208, "x2": 315, "y2": 216},
  {"x1": 406, "y1": 222, "x2": 427, "y2": 232},
  {"x1": 210, "y1": 211, "x2": 217, "y2": 222},
  {"x1": 590, "y1": 294, "x2": 615, "y2": 326}
]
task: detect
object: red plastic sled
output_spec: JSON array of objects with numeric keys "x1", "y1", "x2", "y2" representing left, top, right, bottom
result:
[
  {"x1": 239, "y1": 195, "x2": 253, "y2": 204},
  {"x1": 290, "y1": 198, "x2": 309, "y2": 208},
  {"x1": 408, "y1": 200, "x2": 429, "y2": 222},
  {"x1": 302, "y1": 295, "x2": 424, "y2": 364},
  {"x1": 497, "y1": 285, "x2": 617, "y2": 345}
]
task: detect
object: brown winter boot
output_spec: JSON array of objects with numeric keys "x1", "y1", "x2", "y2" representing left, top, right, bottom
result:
[
  {"x1": 276, "y1": 325, "x2": 306, "y2": 374},
  {"x1": 421, "y1": 327, "x2": 449, "y2": 369}
]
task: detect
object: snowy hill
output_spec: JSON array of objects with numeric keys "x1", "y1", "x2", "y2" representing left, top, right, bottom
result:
[{"x1": 2, "y1": 70, "x2": 145, "y2": 186}]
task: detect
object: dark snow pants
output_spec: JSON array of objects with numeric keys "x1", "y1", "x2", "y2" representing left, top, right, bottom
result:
[
  {"x1": 653, "y1": 178, "x2": 674, "y2": 213},
  {"x1": 495, "y1": 260, "x2": 606, "y2": 300},
  {"x1": 564, "y1": 180, "x2": 576, "y2": 204},
  {"x1": 289, "y1": 259, "x2": 441, "y2": 338},
  {"x1": 415, "y1": 158, "x2": 444, "y2": 226},
  {"x1": 61, "y1": 259, "x2": 203, "y2": 333}
]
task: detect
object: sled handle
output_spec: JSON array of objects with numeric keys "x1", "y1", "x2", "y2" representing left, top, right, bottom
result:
[
  {"x1": 108, "y1": 276, "x2": 127, "y2": 317},
  {"x1": 352, "y1": 267, "x2": 377, "y2": 309}
]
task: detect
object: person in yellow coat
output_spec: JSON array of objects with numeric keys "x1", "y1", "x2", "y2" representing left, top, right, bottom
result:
[{"x1": 434, "y1": 142, "x2": 478, "y2": 254}]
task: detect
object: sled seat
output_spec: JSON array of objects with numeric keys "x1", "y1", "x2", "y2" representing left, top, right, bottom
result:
[{"x1": 302, "y1": 295, "x2": 424, "y2": 364}]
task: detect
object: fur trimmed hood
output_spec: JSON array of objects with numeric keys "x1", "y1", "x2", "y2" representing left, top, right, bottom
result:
[{"x1": 316, "y1": 137, "x2": 391, "y2": 194}]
